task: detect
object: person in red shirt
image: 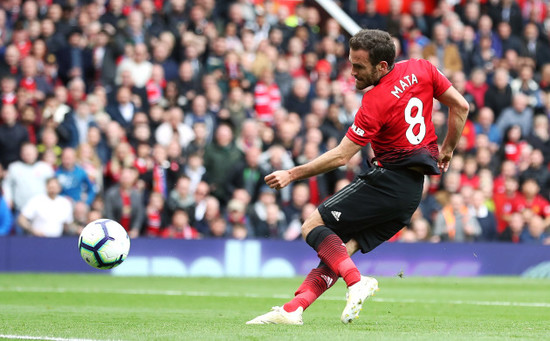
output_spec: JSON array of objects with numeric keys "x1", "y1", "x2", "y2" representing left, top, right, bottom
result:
[
  {"x1": 247, "y1": 29, "x2": 469, "y2": 325},
  {"x1": 161, "y1": 208, "x2": 200, "y2": 239},
  {"x1": 493, "y1": 160, "x2": 518, "y2": 196},
  {"x1": 253, "y1": 68, "x2": 281, "y2": 126},
  {"x1": 460, "y1": 156, "x2": 480, "y2": 189},
  {"x1": 501, "y1": 124, "x2": 529, "y2": 164},
  {"x1": 493, "y1": 176, "x2": 521, "y2": 233},
  {"x1": 512, "y1": 178, "x2": 550, "y2": 225}
]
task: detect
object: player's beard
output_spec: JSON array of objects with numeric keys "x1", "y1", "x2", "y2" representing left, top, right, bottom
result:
[{"x1": 355, "y1": 69, "x2": 379, "y2": 90}]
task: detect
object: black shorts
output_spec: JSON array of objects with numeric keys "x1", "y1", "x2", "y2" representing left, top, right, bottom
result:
[{"x1": 318, "y1": 166, "x2": 424, "y2": 253}]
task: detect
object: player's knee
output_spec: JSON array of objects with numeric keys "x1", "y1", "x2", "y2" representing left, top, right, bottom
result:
[{"x1": 301, "y1": 209, "x2": 324, "y2": 239}]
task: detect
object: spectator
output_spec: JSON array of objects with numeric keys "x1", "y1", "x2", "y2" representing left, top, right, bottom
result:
[
  {"x1": 409, "y1": 217, "x2": 435, "y2": 242},
  {"x1": 58, "y1": 101, "x2": 97, "y2": 148},
  {"x1": 0, "y1": 75, "x2": 17, "y2": 106},
  {"x1": 106, "y1": 86, "x2": 138, "y2": 129},
  {"x1": 2, "y1": 142, "x2": 54, "y2": 216},
  {"x1": 161, "y1": 208, "x2": 200, "y2": 239},
  {"x1": 496, "y1": 93, "x2": 534, "y2": 137},
  {"x1": 282, "y1": 182, "x2": 310, "y2": 223},
  {"x1": 253, "y1": 202, "x2": 287, "y2": 238},
  {"x1": 285, "y1": 76, "x2": 311, "y2": 117},
  {"x1": 141, "y1": 143, "x2": 181, "y2": 200},
  {"x1": 225, "y1": 198, "x2": 253, "y2": 237},
  {"x1": 17, "y1": 177, "x2": 73, "y2": 237},
  {"x1": 190, "y1": 181, "x2": 211, "y2": 228},
  {"x1": 471, "y1": 189, "x2": 498, "y2": 241},
  {"x1": 183, "y1": 95, "x2": 215, "y2": 142},
  {"x1": 145, "y1": 191, "x2": 170, "y2": 237},
  {"x1": 521, "y1": 214, "x2": 550, "y2": 244},
  {"x1": 527, "y1": 114, "x2": 550, "y2": 164},
  {"x1": 115, "y1": 43, "x2": 153, "y2": 88},
  {"x1": 56, "y1": 28, "x2": 93, "y2": 86},
  {"x1": 496, "y1": 21, "x2": 522, "y2": 56},
  {"x1": 498, "y1": 211, "x2": 525, "y2": 243},
  {"x1": 207, "y1": 216, "x2": 230, "y2": 238},
  {"x1": 510, "y1": 64, "x2": 542, "y2": 108},
  {"x1": 474, "y1": 106, "x2": 502, "y2": 150},
  {"x1": 68, "y1": 201, "x2": 90, "y2": 236},
  {"x1": 56, "y1": 147, "x2": 96, "y2": 206},
  {"x1": 90, "y1": 27, "x2": 121, "y2": 89},
  {"x1": 228, "y1": 146, "x2": 265, "y2": 202},
  {"x1": 512, "y1": 177, "x2": 550, "y2": 225},
  {"x1": 433, "y1": 193, "x2": 482, "y2": 242},
  {"x1": 40, "y1": 18, "x2": 65, "y2": 55},
  {"x1": 18, "y1": 55, "x2": 53, "y2": 104},
  {"x1": 423, "y1": 23, "x2": 463, "y2": 75},
  {"x1": 356, "y1": 0, "x2": 387, "y2": 31},
  {"x1": 339, "y1": 92, "x2": 360, "y2": 130},
  {"x1": 488, "y1": 0, "x2": 523, "y2": 37},
  {"x1": 203, "y1": 124, "x2": 243, "y2": 205},
  {"x1": 115, "y1": 69, "x2": 149, "y2": 113},
  {"x1": 520, "y1": 22, "x2": 550, "y2": 70},
  {"x1": 520, "y1": 149, "x2": 550, "y2": 197},
  {"x1": 76, "y1": 142, "x2": 103, "y2": 195},
  {"x1": 104, "y1": 141, "x2": 135, "y2": 187},
  {"x1": 499, "y1": 124, "x2": 529, "y2": 165},
  {"x1": 0, "y1": 104, "x2": 29, "y2": 168},
  {"x1": 465, "y1": 68, "x2": 489, "y2": 111},
  {"x1": 0, "y1": 177, "x2": 13, "y2": 236},
  {"x1": 0, "y1": 44, "x2": 21, "y2": 79},
  {"x1": 235, "y1": 119, "x2": 263, "y2": 153},
  {"x1": 166, "y1": 175, "x2": 195, "y2": 217},
  {"x1": 104, "y1": 166, "x2": 144, "y2": 238},
  {"x1": 155, "y1": 106, "x2": 195, "y2": 149},
  {"x1": 410, "y1": 0, "x2": 432, "y2": 39},
  {"x1": 254, "y1": 68, "x2": 281, "y2": 126},
  {"x1": 494, "y1": 176, "x2": 520, "y2": 233},
  {"x1": 195, "y1": 195, "x2": 221, "y2": 235}
]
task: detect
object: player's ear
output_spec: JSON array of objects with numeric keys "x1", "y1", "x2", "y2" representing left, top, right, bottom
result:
[{"x1": 379, "y1": 61, "x2": 389, "y2": 72}]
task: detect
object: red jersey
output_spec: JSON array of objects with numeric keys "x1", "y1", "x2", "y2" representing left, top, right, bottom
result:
[
  {"x1": 493, "y1": 191, "x2": 519, "y2": 233},
  {"x1": 512, "y1": 194, "x2": 550, "y2": 218},
  {"x1": 254, "y1": 81, "x2": 281, "y2": 125},
  {"x1": 346, "y1": 59, "x2": 452, "y2": 175}
]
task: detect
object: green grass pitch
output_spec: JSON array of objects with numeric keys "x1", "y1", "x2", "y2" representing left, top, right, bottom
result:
[{"x1": 0, "y1": 274, "x2": 549, "y2": 340}]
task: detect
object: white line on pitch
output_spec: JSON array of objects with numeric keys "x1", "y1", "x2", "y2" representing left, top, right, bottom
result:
[
  {"x1": 1, "y1": 286, "x2": 549, "y2": 308},
  {"x1": 0, "y1": 335, "x2": 119, "y2": 341}
]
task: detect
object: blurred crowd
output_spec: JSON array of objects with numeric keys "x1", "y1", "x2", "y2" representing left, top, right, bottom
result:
[{"x1": 0, "y1": 0, "x2": 549, "y2": 244}]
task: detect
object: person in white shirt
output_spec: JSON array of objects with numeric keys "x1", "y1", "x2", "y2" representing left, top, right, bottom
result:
[
  {"x1": 2, "y1": 142, "x2": 54, "y2": 211},
  {"x1": 115, "y1": 43, "x2": 153, "y2": 87},
  {"x1": 17, "y1": 177, "x2": 73, "y2": 237}
]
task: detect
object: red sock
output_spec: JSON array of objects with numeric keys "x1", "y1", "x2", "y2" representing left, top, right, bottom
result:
[
  {"x1": 317, "y1": 234, "x2": 361, "y2": 287},
  {"x1": 283, "y1": 264, "x2": 338, "y2": 312}
]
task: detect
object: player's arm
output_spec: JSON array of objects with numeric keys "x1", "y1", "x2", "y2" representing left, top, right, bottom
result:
[
  {"x1": 436, "y1": 86, "x2": 470, "y2": 172},
  {"x1": 265, "y1": 136, "x2": 362, "y2": 190}
]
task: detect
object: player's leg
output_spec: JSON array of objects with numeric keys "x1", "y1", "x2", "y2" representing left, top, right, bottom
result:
[
  {"x1": 301, "y1": 209, "x2": 362, "y2": 288},
  {"x1": 246, "y1": 239, "x2": 360, "y2": 325},
  {"x1": 283, "y1": 239, "x2": 361, "y2": 313}
]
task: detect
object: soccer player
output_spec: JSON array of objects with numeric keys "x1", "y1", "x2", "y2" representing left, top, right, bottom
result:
[{"x1": 246, "y1": 29, "x2": 469, "y2": 325}]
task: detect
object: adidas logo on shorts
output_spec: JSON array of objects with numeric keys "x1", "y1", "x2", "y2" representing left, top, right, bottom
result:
[{"x1": 331, "y1": 210, "x2": 341, "y2": 221}]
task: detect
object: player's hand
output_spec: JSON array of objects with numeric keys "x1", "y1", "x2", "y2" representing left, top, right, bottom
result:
[
  {"x1": 265, "y1": 170, "x2": 292, "y2": 190},
  {"x1": 437, "y1": 150, "x2": 453, "y2": 173}
]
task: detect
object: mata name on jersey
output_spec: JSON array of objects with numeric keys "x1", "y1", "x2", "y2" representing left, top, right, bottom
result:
[{"x1": 390, "y1": 73, "x2": 418, "y2": 99}]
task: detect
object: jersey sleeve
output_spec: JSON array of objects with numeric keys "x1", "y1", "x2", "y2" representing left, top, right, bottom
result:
[
  {"x1": 345, "y1": 102, "x2": 382, "y2": 147},
  {"x1": 427, "y1": 61, "x2": 452, "y2": 98}
]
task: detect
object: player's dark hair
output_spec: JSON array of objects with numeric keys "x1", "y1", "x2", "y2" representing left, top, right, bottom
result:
[{"x1": 349, "y1": 29, "x2": 396, "y2": 68}]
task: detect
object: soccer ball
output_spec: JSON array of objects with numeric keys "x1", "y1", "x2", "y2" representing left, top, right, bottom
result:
[{"x1": 78, "y1": 219, "x2": 131, "y2": 270}]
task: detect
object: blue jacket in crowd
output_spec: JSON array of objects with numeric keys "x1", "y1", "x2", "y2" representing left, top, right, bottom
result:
[{"x1": 56, "y1": 165, "x2": 96, "y2": 206}]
